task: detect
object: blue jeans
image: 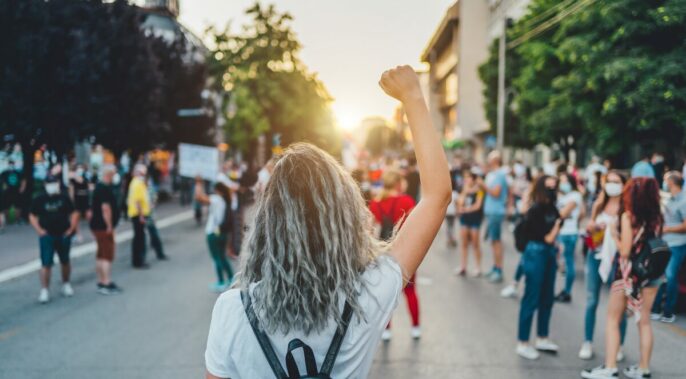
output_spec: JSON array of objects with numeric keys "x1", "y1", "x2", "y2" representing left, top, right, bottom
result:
[
  {"x1": 559, "y1": 234, "x2": 578, "y2": 294},
  {"x1": 584, "y1": 253, "x2": 627, "y2": 343},
  {"x1": 518, "y1": 241, "x2": 557, "y2": 341},
  {"x1": 652, "y1": 244, "x2": 686, "y2": 317}
]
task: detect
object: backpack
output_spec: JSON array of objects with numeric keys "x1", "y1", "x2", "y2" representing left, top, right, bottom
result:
[
  {"x1": 378, "y1": 198, "x2": 398, "y2": 241},
  {"x1": 513, "y1": 215, "x2": 529, "y2": 253},
  {"x1": 241, "y1": 289, "x2": 353, "y2": 379},
  {"x1": 631, "y1": 226, "x2": 671, "y2": 284}
]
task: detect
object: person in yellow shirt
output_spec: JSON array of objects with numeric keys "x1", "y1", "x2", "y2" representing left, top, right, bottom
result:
[{"x1": 128, "y1": 164, "x2": 151, "y2": 268}]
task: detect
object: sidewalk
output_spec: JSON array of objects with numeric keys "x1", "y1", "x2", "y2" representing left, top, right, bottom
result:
[{"x1": 0, "y1": 199, "x2": 194, "y2": 273}]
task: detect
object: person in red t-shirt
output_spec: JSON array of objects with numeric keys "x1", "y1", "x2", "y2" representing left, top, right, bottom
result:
[{"x1": 369, "y1": 170, "x2": 420, "y2": 341}]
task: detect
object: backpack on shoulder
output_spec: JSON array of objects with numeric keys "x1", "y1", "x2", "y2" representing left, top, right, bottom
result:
[
  {"x1": 241, "y1": 289, "x2": 353, "y2": 379},
  {"x1": 631, "y1": 226, "x2": 671, "y2": 286}
]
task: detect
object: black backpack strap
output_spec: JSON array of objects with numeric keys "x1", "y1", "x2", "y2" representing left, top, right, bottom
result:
[
  {"x1": 241, "y1": 289, "x2": 289, "y2": 379},
  {"x1": 285, "y1": 339, "x2": 318, "y2": 377},
  {"x1": 320, "y1": 301, "x2": 354, "y2": 375}
]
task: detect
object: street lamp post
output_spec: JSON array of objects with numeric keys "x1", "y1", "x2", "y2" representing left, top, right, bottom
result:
[{"x1": 496, "y1": 19, "x2": 507, "y2": 151}]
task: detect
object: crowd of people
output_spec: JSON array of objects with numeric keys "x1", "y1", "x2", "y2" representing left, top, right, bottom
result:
[
  {"x1": 0, "y1": 67, "x2": 682, "y2": 379},
  {"x1": 347, "y1": 145, "x2": 683, "y2": 379}
]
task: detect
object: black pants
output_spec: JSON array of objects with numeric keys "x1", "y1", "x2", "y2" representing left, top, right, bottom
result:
[
  {"x1": 131, "y1": 216, "x2": 147, "y2": 266},
  {"x1": 146, "y1": 217, "x2": 165, "y2": 258}
]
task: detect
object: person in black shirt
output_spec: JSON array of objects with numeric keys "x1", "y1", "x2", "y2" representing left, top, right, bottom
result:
[
  {"x1": 69, "y1": 164, "x2": 91, "y2": 242},
  {"x1": 29, "y1": 176, "x2": 78, "y2": 304},
  {"x1": 90, "y1": 166, "x2": 122, "y2": 295},
  {"x1": 516, "y1": 175, "x2": 562, "y2": 360},
  {"x1": 1, "y1": 160, "x2": 26, "y2": 228}
]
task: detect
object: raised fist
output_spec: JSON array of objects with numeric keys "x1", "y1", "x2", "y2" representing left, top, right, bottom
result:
[{"x1": 379, "y1": 65, "x2": 423, "y2": 103}]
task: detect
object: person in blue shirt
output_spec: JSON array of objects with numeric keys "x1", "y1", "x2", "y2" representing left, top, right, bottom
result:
[
  {"x1": 478, "y1": 151, "x2": 509, "y2": 283},
  {"x1": 651, "y1": 171, "x2": 686, "y2": 323},
  {"x1": 630, "y1": 154, "x2": 656, "y2": 179}
]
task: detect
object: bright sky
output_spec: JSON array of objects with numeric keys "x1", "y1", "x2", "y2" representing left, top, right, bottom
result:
[{"x1": 179, "y1": 0, "x2": 455, "y2": 130}]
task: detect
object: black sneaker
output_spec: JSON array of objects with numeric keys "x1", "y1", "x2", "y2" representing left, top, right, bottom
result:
[
  {"x1": 623, "y1": 365, "x2": 652, "y2": 379},
  {"x1": 581, "y1": 365, "x2": 618, "y2": 378},
  {"x1": 107, "y1": 282, "x2": 123, "y2": 294},
  {"x1": 555, "y1": 291, "x2": 571, "y2": 303},
  {"x1": 97, "y1": 283, "x2": 112, "y2": 295}
]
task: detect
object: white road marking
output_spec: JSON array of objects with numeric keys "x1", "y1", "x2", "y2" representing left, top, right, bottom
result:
[{"x1": 0, "y1": 210, "x2": 193, "y2": 285}]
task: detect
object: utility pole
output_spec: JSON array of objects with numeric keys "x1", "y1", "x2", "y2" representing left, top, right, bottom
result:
[{"x1": 496, "y1": 18, "x2": 507, "y2": 151}]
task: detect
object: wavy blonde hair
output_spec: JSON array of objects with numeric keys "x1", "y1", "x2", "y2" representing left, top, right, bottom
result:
[{"x1": 240, "y1": 143, "x2": 388, "y2": 334}]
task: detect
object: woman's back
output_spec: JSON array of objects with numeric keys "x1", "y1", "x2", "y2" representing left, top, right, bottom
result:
[{"x1": 205, "y1": 256, "x2": 402, "y2": 378}]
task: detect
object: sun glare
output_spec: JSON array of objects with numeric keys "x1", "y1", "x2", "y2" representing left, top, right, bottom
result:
[{"x1": 332, "y1": 103, "x2": 362, "y2": 132}]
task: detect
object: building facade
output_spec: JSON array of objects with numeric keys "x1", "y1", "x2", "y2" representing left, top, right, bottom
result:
[{"x1": 421, "y1": 0, "x2": 532, "y2": 161}]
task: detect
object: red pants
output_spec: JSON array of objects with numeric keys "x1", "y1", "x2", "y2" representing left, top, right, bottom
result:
[{"x1": 387, "y1": 275, "x2": 420, "y2": 328}]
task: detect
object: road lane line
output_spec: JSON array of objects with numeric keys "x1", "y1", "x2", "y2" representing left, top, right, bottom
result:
[{"x1": 0, "y1": 210, "x2": 193, "y2": 285}]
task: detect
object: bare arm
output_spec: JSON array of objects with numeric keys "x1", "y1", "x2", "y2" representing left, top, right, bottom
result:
[
  {"x1": 379, "y1": 66, "x2": 451, "y2": 279},
  {"x1": 205, "y1": 371, "x2": 225, "y2": 379},
  {"x1": 617, "y1": 213, "x2": 633, "y2": 258},
  {"x1": 559, "y1": 201, "x2": 577, "y2": 219},
  {"x1": 66, "y1": 211, "x2": 78, "y2": 235},
  {"x1": 664, "y1": 220, "x2": 686, "y2": 234},
  {"x1": 102, "y1": 203, "x2": 113, "y2": 232},
  {"x1": 544, "y1": 219, "x2": 562, "y2": 244},
  {"x1": 29, "y1": 214, "x2": 46, "y2": 236}
]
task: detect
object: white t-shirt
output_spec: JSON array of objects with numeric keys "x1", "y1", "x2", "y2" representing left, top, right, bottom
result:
[
  {"x1": 205, "y1": 194, "x2": 226, "y2": 235},
  {"x1": 205, "y1": 256, "x2": 403, "y2": 379},
  {"x1": 446, "y1": 190, "x2": 459, "y2": 216},
  {"x1": 558, "y1": 191, "x2": 583, "y2": 235}
]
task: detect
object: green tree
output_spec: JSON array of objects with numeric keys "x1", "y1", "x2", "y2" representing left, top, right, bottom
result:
[
  {"x1": 208, "y1": 2, "x2": 339, "y2": 158},
  {"x1": 480, "y1": 0, "x2": 686, "y2": 164},
  {"x1": 478, "y1": 39, "x2": 530, "y2": 148},
  {"x1": 552, "y1": 0, "x2": 686, "y2": 160}
]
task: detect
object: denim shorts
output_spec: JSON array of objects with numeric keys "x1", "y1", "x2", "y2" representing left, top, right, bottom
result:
[
  {"x1": 484, "y1": 215, "x2": 505, "y2": 241},
  {"x1": 460, "y1": 216, "x2": 483, "y2": 230},
  {"x1": 39, "y1": 235, "x2": 72, "y2": 267}
]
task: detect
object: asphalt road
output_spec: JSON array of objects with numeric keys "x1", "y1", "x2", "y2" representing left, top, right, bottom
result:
[{"x1": 1, "y1": 214, "x2": 685, "y2": 379}]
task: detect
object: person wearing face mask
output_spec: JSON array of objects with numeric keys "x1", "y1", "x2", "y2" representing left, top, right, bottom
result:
[
  {"x1": 555, "y1": 173, "x2": 584, "y2": 303},
  {"x1": 578, "y1": 170, "x2": 628, "y2": 361},
  {"x1": 29, "y1": 176, "x2": 79, "y2": 304},
  {"x1": 515, "y1": 175, "x2": 562, "y2": 360},
  {"x1": 69, "y1": 164, "x2": 91, "y2": 243},
  {"x1": 1, "y1": 160, "x2": 26, "y2": 229}
]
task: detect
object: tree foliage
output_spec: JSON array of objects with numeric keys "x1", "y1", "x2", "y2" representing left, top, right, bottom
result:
[
  {"x1": 208, "y1": 2, "x2": 339, "y2": 157},
  {"x1": 479, "y1": 0, "x2": 686, "y2": 163}
]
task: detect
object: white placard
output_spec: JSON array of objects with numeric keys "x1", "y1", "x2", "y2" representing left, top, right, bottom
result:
[{"x1": 178, "y1": 143, "x2": 219, "y2": 181}]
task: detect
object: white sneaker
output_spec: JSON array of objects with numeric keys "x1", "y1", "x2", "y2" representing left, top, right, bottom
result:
[
  {"x1": 622, "y1": 364, "x2": 652, "y2": 379},
  {"x1": 38, "y1": 288, "x2": 50, "y2": 304},
  {"x1": 410, "y1": 326, "x2": 421, "y2": 339},
  {"x1": 650, "y1": 312, "x2": 661, "y2": 321},
  {"x1": 534, "y1": 337, "x2": 559, "y2": 353},
  {"x1": 500, "y1": 283, "x2": 518, "y2": 298},
  {"x1": 516, "y1": 343, "x2": 540, "y2": 360},
  {"x1": 616, "y1": 347, "x2": 625, "y2": 363},
  {"x1": 61, "y1": 283, "x2": 74, "y2": 297},
  {"x1": 581, "y1": 365, "x2": 619, "y2": 379},
  {"x1": 578, "y1": 341, "x2": 593, "y2": 360},
  {"x1": 381, "y1": 330, "x2": 392, "y2": 341}
]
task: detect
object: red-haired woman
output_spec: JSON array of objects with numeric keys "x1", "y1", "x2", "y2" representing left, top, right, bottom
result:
[{"x1": 582, "y1": 177, "x2": 663, "y2": 379}]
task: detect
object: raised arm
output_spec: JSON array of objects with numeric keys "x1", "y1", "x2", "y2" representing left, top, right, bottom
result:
[{"x1": 379, "y1": 66, "x2": 451, "y2": 279}]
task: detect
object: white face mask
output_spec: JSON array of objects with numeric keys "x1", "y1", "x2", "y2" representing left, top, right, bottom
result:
[
  {"x1": 45, "y1": 183, "x2": 60, "y2": 195},
  {"x1": 605, "y1": 182, "x2": 623, "y2": 197}
]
